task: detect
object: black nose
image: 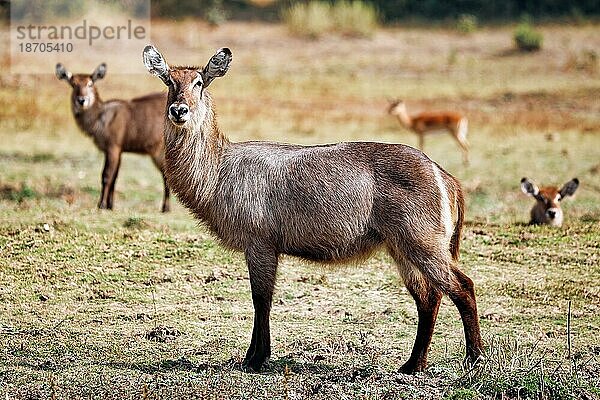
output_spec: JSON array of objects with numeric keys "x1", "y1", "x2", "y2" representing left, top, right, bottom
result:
[
  {"x1": 547, "y1": 210, "x2": 556, "y2": 219},
  {"x1": 169, "y1": 104, "x2": 189, "y2": 119},
  {"x1": 77, "y1": 97, "x2": 86, "y2": 105}
]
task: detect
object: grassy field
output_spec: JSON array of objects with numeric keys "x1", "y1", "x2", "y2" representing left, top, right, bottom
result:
[{"x1": 1, "y1": 21, "x2": 599, "y2": 399}]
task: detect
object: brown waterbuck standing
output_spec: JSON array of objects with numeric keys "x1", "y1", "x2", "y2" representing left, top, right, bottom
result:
[
  {"x1": 521, "y1": 177, "x2": 579, "y2": 227},
  {"x1": 55, "y1": 63, "x2": 171, "y2": 212},
  {"x1": 388, "y1": 99, "x2": 470, "y2": 166},
  {"x1": 143, "y1": 45, "x2": 483, "y2": 373}
]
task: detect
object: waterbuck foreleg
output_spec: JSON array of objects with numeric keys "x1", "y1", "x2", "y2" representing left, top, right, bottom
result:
[
  {"x1": 243, "y1": 245, "x2": 278, "y2": 372},
  {"x1": 160, "y1": 172, "x2": 170, "y2": 213},
  {"x1": 448, "y1": 266, "x2": 483, "y2": 365},
  {"x1": 98, "y1": 147, "x2": 121, "y2": 210},
  {"x1": 107, "y1": 155, "x2": 121, "y2": 210}
]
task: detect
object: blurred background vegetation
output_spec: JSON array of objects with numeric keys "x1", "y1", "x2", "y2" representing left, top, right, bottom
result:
[
  {"x1": 150, "y1": 0, "x2": 599, "y2": 22},
  {"x1": 1, "y1": 0, "x2": 598, "y2": 24}
]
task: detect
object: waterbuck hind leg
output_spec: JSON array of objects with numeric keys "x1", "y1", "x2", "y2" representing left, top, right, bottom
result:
[
  {"x1": 242, "y1": 245, "x2": 278, "y2": 372},
  {"x1": 448, "y1": 266, "x2": 483, "y2": 366},
  {"x1": 151, "y1": 155, "x2": 170, "y2": 213},
  {"x1": 400, "y1": 278, "x2": 443, "y2": 373},
  {"x1": 389, "y1": 237, "x2": 482, "y2": 374},
  {"x1": 391, "y1": 252, "x2": 443, "y2": 374}
]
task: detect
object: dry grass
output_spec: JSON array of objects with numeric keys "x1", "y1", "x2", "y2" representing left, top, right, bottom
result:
[
  {"x1": 0, "y1": 21, "x2": 599, "y2": 399},
  {"x1": 281, "y1": 1, "x2": 379, "y2": 39},
  {"x1": 282, "y1": 1, "x2": 333, "y2": 39}
]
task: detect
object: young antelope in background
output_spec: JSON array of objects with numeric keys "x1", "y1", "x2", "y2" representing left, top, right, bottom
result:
[
  {"x1": 56, "y1": 63, "x2": 170, "y2": 212},
  {"x1": 521, "y1": 177, "x2": 579, "y2": 227}
]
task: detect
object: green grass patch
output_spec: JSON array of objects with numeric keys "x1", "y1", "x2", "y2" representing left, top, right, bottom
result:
[
  {"x1": 514, "y1": 22, "x2": 543, "y2": 52},
  {"x1": 456, "y1": 14, "x2": 478, "y2": 34}
]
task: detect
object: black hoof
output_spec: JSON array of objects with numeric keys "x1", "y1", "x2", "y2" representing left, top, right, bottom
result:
[
  {"x1": 399, "y1": 361, "x2": 425, "y2": 375},
  {"x1": 241, "y1": 362, "x2": 261, "y2": 373},
  {"x1": 242, "y1": 356, "x2": 268, "y2": 373}
]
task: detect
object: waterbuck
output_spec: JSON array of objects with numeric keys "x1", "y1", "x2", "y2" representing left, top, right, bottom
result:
[
  {"x1": 521, "y1": 177, "x2": 579, "y2": 227},
  {"x1": 55, "y1": 63, "x2": 171, "y2": 212},
  {"x1": 142, "y1": 45, "x2": 483, "y2": 373},
  {"x1": 388, "y1": 99, "x2": 470, "y2": 166}
]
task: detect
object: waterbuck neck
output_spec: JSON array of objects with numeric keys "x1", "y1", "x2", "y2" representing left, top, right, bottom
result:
[
  {"x1": 163, "y1": 92, "x2": 229, "y2": 213},
  {"x1": 73, "y1": 97, "x2": 106, "y2": 139}
]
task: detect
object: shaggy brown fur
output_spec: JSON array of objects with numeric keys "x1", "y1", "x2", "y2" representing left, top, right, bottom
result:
[{"x1": 143, "y1": 46, "x2": 483, "y2": 373}]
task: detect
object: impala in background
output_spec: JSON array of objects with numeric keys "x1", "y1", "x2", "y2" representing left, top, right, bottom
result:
[
  {"x1": 388, "y1": 99, "x2": 470, "y2": 165},
  {"x1": 521, "y1": 177, "x2": 579, "y2": 227},
  {"x1": 55, "y1": 63, "x2": 171, "y2": 212}
]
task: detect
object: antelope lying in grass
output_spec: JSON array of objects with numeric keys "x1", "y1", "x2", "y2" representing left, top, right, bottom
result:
[
  {"x1": 55, "y1": 63, "x2": 170, "y2": 212},
  {"x1": 143, "y1": 45, "x2": 483, "y2": 373},
  {"x1": 388, "y1": 99, "x2": 470, "y2": 165},
  {"x1": 521, "y1": 177, "x2": 579, "y2": 227}
]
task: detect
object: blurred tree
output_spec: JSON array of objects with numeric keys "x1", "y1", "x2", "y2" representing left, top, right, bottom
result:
[
  {"x1": 149, "y1": 0, "x2": 598, "y2": 21},
  {"x1": 152, "y1": 0, "x2": 225, "y2": 19},
  {"x1": 371, "y1": 0, "x2": 598, "y2": 21},
  {"x1": 0, "y1": 1, "x2": 8, "y2": 21}
]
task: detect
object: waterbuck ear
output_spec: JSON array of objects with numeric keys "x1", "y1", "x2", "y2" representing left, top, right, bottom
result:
[
  {"x1": 143, "y1": 45, "x2": 170, "y2": 85},
  {"x1": 201, "y1": 47, "x2": 232, "y2": 88},
  {"x1": 91, "y1": 63, "x2": 107, "y2": 82},
  {"x1": 520, "y1": 177, "x2": 539, "y2": 197},
  {"x1": 559, "y1": 178, "x2": 579, "y2": 199},
  {"x1": 55, "y1": 63, "x2": 72, "y2": 81}
]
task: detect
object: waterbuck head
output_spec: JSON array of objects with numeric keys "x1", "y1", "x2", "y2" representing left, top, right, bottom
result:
[
  {"x1": 142, "y1": 45, "x2": 232, "y2": 128},
  {"x1": 520, "y1": 177, "x2": 579, "y2": 227},
  {"x1": 55, "y1": 63, "x2": 106, "y2": 113}
]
